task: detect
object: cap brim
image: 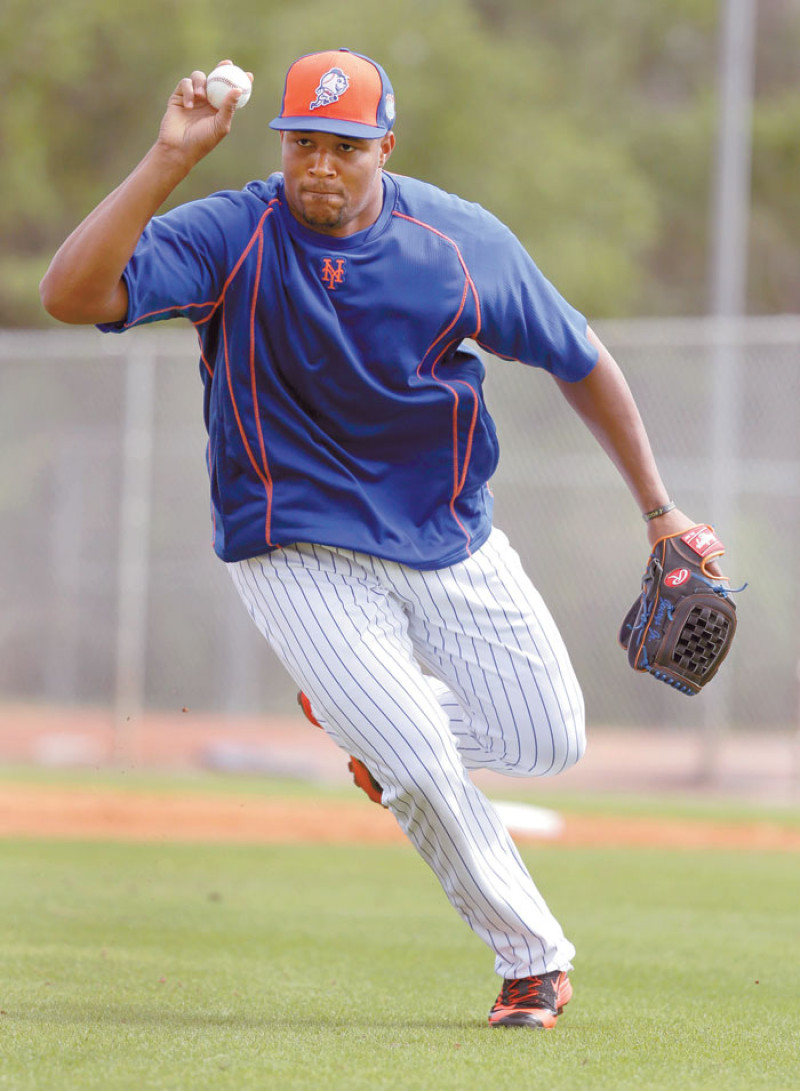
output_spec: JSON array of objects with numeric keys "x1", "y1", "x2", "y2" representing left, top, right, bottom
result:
[{"x1": 269, "y1": 115, "x2": 389, "y2": 139}]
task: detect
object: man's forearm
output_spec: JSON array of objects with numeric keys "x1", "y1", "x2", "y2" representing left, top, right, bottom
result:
[
  {"x1": 39, "y1": 144, "x2": 193, "y2": 325},
  {"x1": 555, "y1": 327, "x2": 672, "y2": 515},
  {"x1": 40, "y1": 66, "x2": 248, "y2": 326}
]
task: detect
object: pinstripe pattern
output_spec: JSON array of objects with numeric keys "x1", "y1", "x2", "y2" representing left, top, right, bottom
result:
[{"x1": 229, "y1": 528, "x2": 583, "y2": 978}]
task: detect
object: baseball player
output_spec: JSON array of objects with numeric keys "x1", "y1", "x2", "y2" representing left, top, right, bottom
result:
[{"x1": 41, "y1": 48, "x2": 700, "y2": 1029}]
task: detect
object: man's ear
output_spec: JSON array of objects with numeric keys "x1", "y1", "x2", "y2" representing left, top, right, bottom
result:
[{"x1": 379, "y1": 131, "x2": 396, "y2": 167}]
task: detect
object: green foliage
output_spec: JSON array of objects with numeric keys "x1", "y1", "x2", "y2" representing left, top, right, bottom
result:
[
  {"x1": 3, "y1": 0, "x2": 799, "y2": 326},
  {"x1": 1, "y1": 828, "x2": 799, "y2": 1089},
  {"x1": 750, "y1": 92, "x2": 800, "y2": 311}
]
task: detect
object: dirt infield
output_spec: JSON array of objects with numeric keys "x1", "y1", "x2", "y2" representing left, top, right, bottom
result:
[
  {"x1": 1, "y1": 704, "x2": 799, "y2": 850},
  {"x1": 2, "y1": 784, "x2": 800, "y2": 851}
]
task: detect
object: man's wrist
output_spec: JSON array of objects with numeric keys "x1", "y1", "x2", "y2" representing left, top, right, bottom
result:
[
  {"x1": 641, "y1": 500, "x2": 676, "y2": 523},
  {"x1": 148, "y1": 140, "x2": 200, "y2": 182}
]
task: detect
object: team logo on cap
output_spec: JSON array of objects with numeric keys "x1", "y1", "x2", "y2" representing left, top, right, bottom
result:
[{"x1": 310, "y1": 67, "x2": 350, "y2": 110}]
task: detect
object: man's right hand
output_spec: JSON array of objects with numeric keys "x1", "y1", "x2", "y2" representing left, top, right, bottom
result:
[
  {"x1": 40, "y1": 62, "x2": 252, "y2": 326},
  {"x1": 157, "y1": 62, "x2": 254, "y2": 167}
]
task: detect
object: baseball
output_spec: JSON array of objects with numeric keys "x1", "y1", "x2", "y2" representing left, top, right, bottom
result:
[{"x1": 206, "y1": 63, "x2": 252, "y2": 110}]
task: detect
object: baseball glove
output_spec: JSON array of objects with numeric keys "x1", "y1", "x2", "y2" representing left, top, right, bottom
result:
[{"x1": 619, "y1": 525, "x2": 738, "y2": 695}]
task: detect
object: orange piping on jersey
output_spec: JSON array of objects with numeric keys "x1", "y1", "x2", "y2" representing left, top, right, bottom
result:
[
  {"x1": 393, "y1": 211, "x2": 482, "y2": 552},
  {"x1": 210, "y1": 202, "x2": 280, "y2": 550},
  {"x1": 427, "y1": 278, "x2": 470, "y2": 493},
  {"x1": 422, "y1": 297, "x2": 471, "y2": 546},
  {"x1": 119, "y1": 200, "x2": 283, "y2": 553},
  {"x1": 194, "y1": 202, "x2": 280, "y2": 329},
  {"x1": 452, "y1": 377, "x2": 480, "y2": 495},
  {"x1": 121, "y1": 200, "x2": 281, "y2": 332},
  {"x1": 474, "y1": 337, "x2": 520, "y2": 363},
  {"x1": 435, "y1": 359, "x2": 481, "y2": 547},
  {"x1": 475, "y1": 330, "x2": 602, "y2": 372},
  {"x1": 221, "y1": 293, "x2": 275, "y2": 548},
  {"x1": 122, "y1": 298, "x2": 218, "y2": 328},
  {"x1": 195, "y1": 328, "x2": 214, "y2": 378},
  {"x1": 429, "y1": 328, "x2": 480, "y2": 513},
  {"x1": 248, "y1": 227, "x2": 275, "y2": 547},
  {"x1": 393, "y1": 212, "x2": 482, "y2": 333}
]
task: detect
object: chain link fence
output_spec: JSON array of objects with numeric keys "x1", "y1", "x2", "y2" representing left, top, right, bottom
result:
[{"x1": 1, "y1": 317, "x2": 798, "y2": 734}]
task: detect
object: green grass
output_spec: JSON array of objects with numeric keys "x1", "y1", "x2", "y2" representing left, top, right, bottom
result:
[{"x1": 1, "y1": 831, "x2": 799, "y2": 1089}]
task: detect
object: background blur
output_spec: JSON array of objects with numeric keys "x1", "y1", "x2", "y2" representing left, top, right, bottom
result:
[
  {"x1": 3, "y1": 0, "x2": 800, "y2": 325},
  {"x1": 1, "y1": 1, "x2": 798, "y2": 779}
]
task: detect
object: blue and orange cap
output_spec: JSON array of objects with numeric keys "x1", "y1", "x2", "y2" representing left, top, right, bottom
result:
[{"x1": 269, "y1": 48, "x2": 396, "y2": 139}]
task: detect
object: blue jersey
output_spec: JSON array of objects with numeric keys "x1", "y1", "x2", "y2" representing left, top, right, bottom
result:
[{"x1": 100, "y1": 171, "x2": 597, "y2": 568}]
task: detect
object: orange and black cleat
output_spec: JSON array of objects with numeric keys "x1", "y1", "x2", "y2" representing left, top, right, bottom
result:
[
  {"x1": 297, "y1": 692, "x2": 385, "y2": 807},
  {"x1": 488, "y1": 970, "x2": 573, "y2": 1029}
]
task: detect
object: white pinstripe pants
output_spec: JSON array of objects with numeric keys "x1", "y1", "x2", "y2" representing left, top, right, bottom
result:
[{"x1": 229, "y1": 527, "x2": 585, "y2": 978}]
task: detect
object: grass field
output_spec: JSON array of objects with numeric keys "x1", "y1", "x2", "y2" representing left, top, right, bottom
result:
[{"x1": 1, "y1": 778, "x2": 799, "y2": 1089}]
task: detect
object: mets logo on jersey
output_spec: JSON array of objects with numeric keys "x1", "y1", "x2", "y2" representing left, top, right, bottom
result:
[
  {"x1": 310, "y1": 67, "x2": 350, "y2": 110},
  {"x1": 321, "y1": 257, "x2": 346, "y2": 290}
]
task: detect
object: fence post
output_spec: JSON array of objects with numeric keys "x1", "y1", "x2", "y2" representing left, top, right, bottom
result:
[
  {"x1": 701, "y1": 0, "x2": 756, "y2": 780},
  {"x1": 700, "y1": 320, "x2": 744, "y2": 780}
]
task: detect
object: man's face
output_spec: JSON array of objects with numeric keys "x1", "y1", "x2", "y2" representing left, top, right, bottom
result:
[{"x1": 280, "y1": 130, "x2": 395, "y2": 237}]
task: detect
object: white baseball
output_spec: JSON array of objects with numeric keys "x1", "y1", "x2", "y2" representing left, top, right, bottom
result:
[{"x1": 206, "y1": 63, "x2": 252, "y2": 110}]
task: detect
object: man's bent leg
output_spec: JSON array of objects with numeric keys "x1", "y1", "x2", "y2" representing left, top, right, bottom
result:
[{"x1": 229, "y1": 543, "x2": 575, "y2": 979}]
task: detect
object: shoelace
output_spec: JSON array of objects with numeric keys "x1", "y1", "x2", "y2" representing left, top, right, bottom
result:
[{"x1": 499, "y1": 974, "x2": 557, "y2": 1009}]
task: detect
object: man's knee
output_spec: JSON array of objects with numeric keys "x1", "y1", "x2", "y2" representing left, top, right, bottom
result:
[
  {"x1": 559, "y1": 706, "x2": 587, "y2": 772},
  {"x1": 545, "y1": 693, "x2": 585, "y2": 775},
  {"x1": 497, "y1": 697, "x2": 586, "y2": 778}
]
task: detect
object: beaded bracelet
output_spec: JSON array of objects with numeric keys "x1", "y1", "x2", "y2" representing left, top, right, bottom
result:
[{"x1": 642, "y1": 500, "x2": 676, "y2": 522}]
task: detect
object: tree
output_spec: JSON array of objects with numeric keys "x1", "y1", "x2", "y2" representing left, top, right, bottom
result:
[{"x1": 2, "y1": 0, "x2": 798, "y2": 325}]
